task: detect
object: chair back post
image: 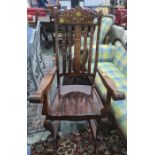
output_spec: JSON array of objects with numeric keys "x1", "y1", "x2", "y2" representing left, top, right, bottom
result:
[
  {"x1": 54, "y1": 9, "x2": 60, "y2": 86},
  {"x1": 92, "y1": 12, "x2": 102, "y2": 84},
  {"x1": 104, "y1": 91, "x2": 112, "y2": 114}
]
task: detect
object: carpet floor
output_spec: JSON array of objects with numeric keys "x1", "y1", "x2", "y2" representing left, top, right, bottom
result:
[{"x1": 31, "y1": 127, "x2": 127, "y2": 155}]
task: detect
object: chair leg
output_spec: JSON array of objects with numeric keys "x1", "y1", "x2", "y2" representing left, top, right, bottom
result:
[
  {"x1": 43, "y1": 120, "x2": 54, "y2": 138},
  {"x1": 88, "y1": 119, "x2": 98, "y2": 153},
  {"x1": 43, "y1": 119, "x2": 60, "y2": 140}
]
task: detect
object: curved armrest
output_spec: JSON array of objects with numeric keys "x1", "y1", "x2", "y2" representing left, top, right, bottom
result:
[
  {"x1": 29, "y1": 66, "x2": 57, "y2": 103},
  {"x1": 28, "y1": 92, "x2": 43, "y2": 103},
  {"x1": 97, "y1": 68, "x2": 125, "y2": 100}
]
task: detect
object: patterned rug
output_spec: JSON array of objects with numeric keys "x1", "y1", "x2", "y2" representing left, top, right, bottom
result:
[{"x1": 31, "y1": 128, "x2": 127, "y2": 155}]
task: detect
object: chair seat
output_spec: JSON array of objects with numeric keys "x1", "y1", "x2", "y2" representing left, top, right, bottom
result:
[{"x1": 48, "y1": 85, "x2": 104, "y2": 119}]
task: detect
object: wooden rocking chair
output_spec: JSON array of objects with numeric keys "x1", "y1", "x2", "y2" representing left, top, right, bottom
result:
[{"x1": 29, "y1": 6, "x2": 125, "y2": 150}]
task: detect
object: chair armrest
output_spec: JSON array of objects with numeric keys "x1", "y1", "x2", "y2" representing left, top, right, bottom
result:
[
  {"x1": 97, "y1": 67, "x2": 125, "y2": 100},
  {"x1": 29, "y1": 66, "x2": 57, "y2": 103},
  {"x1": 28, "y1": 92, "x2": 44, "y2": 103}
]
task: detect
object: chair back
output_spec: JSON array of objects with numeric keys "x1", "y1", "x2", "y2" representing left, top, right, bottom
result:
[{"x1": 54, "y1": 6, "x2": 102, "y2": 85}]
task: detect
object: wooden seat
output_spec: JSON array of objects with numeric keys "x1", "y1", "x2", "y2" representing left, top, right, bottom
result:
[{"x1": 49, "y1": 85, "x2": 103, "y2": 118}]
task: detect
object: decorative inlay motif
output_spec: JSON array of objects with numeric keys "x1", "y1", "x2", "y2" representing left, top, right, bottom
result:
[{"x1": 58, "y1": 6, "x2": 96, "y2": 24}]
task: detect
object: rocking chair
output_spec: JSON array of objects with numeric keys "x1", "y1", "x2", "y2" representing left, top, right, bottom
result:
[{"x1": 29, "y1": 6, "x2": 125, "y2": 151}]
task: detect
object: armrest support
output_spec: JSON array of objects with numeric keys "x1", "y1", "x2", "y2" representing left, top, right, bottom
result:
[
  {"x1": 97, "y1": 67, "x2": 125, "y2": 100},
  {"x1": 29, "y1": 66, "x2": 57, "y2": 103}
]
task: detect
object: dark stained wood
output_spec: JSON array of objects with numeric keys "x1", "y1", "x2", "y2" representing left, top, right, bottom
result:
[
  {"x1": 93, "y1": 16, "x2": 102, "y2": 82},
  {"x1": 47, "y1": 8, "x2": 103, "y2": 143},
  {"x1": 58, "y1": 6, "x2": 96, "y2": 25},
  {"x1": 29, "y1": 67, "x2": 57, "y2": 103},
  {"x1": 82, "y1": 26, "x2": 88, "y2": 73},
  {"x1": 43, "y1": 120, "x2": 60, "y2": 138},
  {"x1": 67, "y1": 25, "x2": 72, "y2": 73},
  {"x1": 49, "y1": 85, "x2": 103, "y2": 118},
  {"x1": 42, "y1": 93, "x2": 51, "y2": 115},
  {"x1": 54, "y1": 10, "x2": 60, "y2": 85},
  {"x1": 88, "y1": 25, "x2": 95, "y2": 74},
  {"x1": 29, "y1": 7, "x2": 109, "y2": 146},
  {"x1": 89, "y1": 120, "x2": 97, "y2": 138},
  {"x1": 74, "y1": 25, "x2": 81, "y2": 73},
  {"x1": 37, "y1": 67, "x2": 57, "y2": 95},
  {"x1": 54, "y1": 6, "x2": 102, "y2": 83},
  {"x1": 59, "y1": 72, "x2": 94, "y2": 77},
  {"x1": 102, "y1": 91, "x2": 112, "y2": 114},
  {"x1": 43, "y1": 120, "x2": 54, "y2": 136},
  {"x1": 62, "y1": 26, "x2": 67, "y2": 73}
]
